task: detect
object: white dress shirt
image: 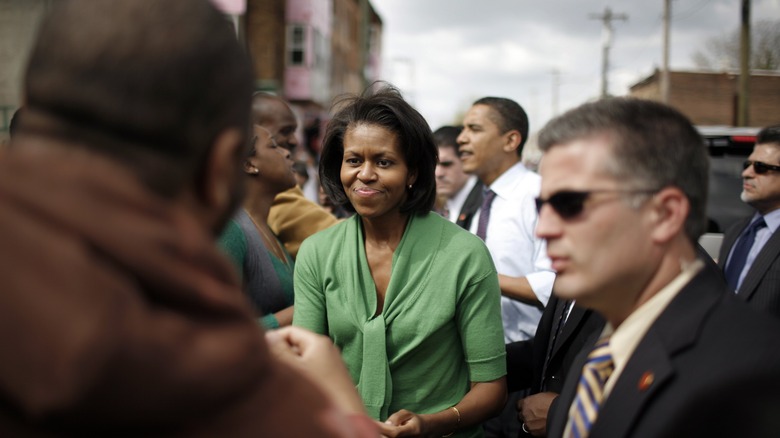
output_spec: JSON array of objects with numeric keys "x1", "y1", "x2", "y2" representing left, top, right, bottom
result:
[{"x1": 470, "y1": 162, "x2": 555, "y2": 342}]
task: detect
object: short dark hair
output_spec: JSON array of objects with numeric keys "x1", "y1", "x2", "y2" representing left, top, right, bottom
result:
[
  {"x1": 757, "y1": 125, "x2": 780, "y2": 146},
  {"x1": 538, "y1": 98, "x2": 708, "y2": 241},
  {"x1": 433, "y1": 125, "x2": 463, "y2": 153},
  {"x1": 473, "y1": 97, "x2": 529, "y2": 156},
  {"x1": 22, "y1": 0, "x2": 253, "y2": 197},
  {"x1": 319, "y1": 84, "x2": 437, "y2": 215}
]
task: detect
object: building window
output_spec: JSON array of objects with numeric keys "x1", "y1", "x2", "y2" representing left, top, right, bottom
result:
[{"x1": 288, "y1": 24, "x2": 306, "y2": 66}]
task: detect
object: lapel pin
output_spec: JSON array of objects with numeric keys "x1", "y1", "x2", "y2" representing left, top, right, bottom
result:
[{"x1": 638, "y1": 371, "x2": 654, "y2": 391}]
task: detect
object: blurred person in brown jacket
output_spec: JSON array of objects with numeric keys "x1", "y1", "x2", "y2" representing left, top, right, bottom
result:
[{"x1": 0, "y1": 0, "x2": 376, "y2": 436}]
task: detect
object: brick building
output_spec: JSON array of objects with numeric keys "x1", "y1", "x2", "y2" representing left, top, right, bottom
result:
[
  {"x1": 244, "y1": 0, "x2": 382, "y2": 158},
  {"x1": 629, "y1": 69, "x2": 780, "y2": 127}
]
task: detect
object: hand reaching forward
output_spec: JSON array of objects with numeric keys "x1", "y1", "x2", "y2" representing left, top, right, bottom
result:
[{"x1": 265, "y1": 326, "x2": 366, "y2": 415}]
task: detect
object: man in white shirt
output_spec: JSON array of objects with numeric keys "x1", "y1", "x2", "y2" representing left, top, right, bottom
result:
[
  {"x1": 458, "y1": 97, "x2": 555, "y2": 437},
  {"x1": 433, "y1": 125, "x2": 483, "y2": 229},
  {"x1": 458, "y1": 98, "x2": 555, "y2": 343}
]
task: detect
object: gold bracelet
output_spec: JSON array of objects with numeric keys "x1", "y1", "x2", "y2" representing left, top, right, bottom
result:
[{"x1": 442, "y1": 406, "x2": 461, "y2": 437}]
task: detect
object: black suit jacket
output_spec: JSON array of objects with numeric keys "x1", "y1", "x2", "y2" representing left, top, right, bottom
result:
[
  {"x1": 718, "y1": 215, "x2": 780, "y2": 318},
  {"x1": 506, "y1": 295, "x2": 605, "y2": 438},
  {"x1": 506, "y1": 296, "x2": 605, "y2": 395},
  {"x1": 547, "y1": 263, "x2": 780, "y2": 438},
  {"x1": 455, "y1": 180, "x2": 483, "y2": 230}
]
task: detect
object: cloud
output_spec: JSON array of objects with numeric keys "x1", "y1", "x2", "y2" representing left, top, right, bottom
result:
[{"x1": 372, "y1": 0, "x2": 777, "y2": 132}]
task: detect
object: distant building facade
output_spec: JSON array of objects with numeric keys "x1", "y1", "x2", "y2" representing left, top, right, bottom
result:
[
  {"x1": 245, "y1": 0, "x2": 382, "y2": 157},
  {"x1": 0, "y1": 0, "x2": 50, "y2": 141},
  {"x1": 0, "y1": 0, "x2": 383, "y2": 151},
  {"x1": 629, "y1": 69, "x2": 780, "y2": 127}
]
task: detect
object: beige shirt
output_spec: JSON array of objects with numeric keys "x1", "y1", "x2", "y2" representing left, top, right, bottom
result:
[{"x1": 563, "y1": 258, "x2": 704, "y2": 436}]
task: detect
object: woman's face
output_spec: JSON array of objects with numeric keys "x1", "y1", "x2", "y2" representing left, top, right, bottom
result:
[
  {"x1": 340, "y1": 123, "x2": 416, "y2": 221},
  {"x1": 245, "y1": 125, "x2": 296, "y2": 193}
]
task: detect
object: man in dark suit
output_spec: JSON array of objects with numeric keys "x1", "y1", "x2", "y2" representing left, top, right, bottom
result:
[
  {"x1": 718, "y1": 125, "x2": 780, "y2": 318},
  {"x1": 433, "y1": 125, "x2": 483, "y2": 229},
  {"x1": 533, "y1": 98, "x2": 780, "y2": 438},
  {"x1": 507, "y1": 295, "x2": 605, "y2": 437}
]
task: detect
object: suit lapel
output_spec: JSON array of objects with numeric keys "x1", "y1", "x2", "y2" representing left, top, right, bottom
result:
[
  {"x1": 591, "y1": 330, "x2": 674, "y2": 437},
  {"x1": 456, "y1": 181, "x2": 483, "y2": 229},
  {"x1": 596, "y1": 270, "x2": 723, "y2": 437},
  {"x1": 554, "y1": 269, "x2": 725, "y2": 437},
  {"x1": 550, "y1": 303, "x2": 584, "y2": 358},
  {"x1": 546, "y1": 328, "x2": 600, "y2": 438},
  {"x1": 738, "y1": 228, "x2": 780, "y2": 300}
]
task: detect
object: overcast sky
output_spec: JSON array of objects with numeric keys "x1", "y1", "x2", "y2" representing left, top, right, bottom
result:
[{"x1": 371, "y1": 0, "x2": 779, "y2": 134}]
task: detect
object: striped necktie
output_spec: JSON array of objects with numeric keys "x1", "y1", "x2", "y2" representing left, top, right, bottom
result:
[{"x1": 567, "y1": 337, "x2": 614, "y2": 438}]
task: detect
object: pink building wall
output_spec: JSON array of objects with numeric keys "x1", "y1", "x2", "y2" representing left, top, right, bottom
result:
[{"x1": 284, "y1": 0, "x2": 332, "y2": 101}]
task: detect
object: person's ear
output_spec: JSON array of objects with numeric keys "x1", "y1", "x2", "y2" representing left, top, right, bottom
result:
[
  {"x1": 244, "y1": 160, "x2": 259, "y2": 175},
  {"x1": 407, "y1": 169, "x2": 418, "y2": 188},
  {"x1": 503, "y1": 130, "x2": 522, "y2": 154},
  {"x1": 202, "y1": 128, "x2": 244, "y2": 212},
  {"x1": 648, "y1": 186, "x2": 689, "y2": 244}
]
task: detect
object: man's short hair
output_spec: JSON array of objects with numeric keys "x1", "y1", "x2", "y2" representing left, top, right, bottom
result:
[
  {"x1": 319, "y1": 84, "x2": 437, "y2": 215},
  {"x1": 538, "y1": 98, "x2": 708, "y2": 242},
  {"x1": 23, "y1": 0, "x2": 254, "y2": 197},
  {"x1": 433, "y1": 125, "x2": 463, "y2": 152},
  {"x1": 251, "y1": 92, "x2": 290, "y2": 125},
  {"x1": 473, "y1": 97, "x2": 529, "y2": 156},
  {"x1": 756, "y1": 125, "x2": 780, "y2": 147}
]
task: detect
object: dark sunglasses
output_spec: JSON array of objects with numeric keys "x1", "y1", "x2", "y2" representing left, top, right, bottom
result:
[
  {"x1": 535, "y1": 189, "x2": 657, "y2": 219},
  {"x1": 744, "y1": 160, "x2": 780, "y2": 174}
]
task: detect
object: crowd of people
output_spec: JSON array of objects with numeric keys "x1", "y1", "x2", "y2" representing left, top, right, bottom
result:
[{"x1": 2, "y1": 1, "x2": 780, "y2": 437}]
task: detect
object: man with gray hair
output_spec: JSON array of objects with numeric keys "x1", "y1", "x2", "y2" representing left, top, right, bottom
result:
[
  {"x1": 535, "y1": 98, "x2": 780, "y2": 437},
  {"x1": 718, "y1": 125, "x2": 780, "y2": 318}
]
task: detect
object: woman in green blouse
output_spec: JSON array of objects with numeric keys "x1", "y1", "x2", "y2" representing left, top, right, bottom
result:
[{"x1": 294, "y1": 85, "x2": 507, "y2": 437}]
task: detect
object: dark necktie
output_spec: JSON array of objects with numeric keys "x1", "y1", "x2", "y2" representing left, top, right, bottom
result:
[
  {"x1": 476, "y1": 188, "x2": 496, "y2": 241},
  {"x1": 725, "y1": 217, "x2": 766, "y2": 292}
]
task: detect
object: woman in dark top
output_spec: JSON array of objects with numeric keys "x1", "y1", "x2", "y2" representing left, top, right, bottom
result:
[{"x1": 220, "y1": 122, "x2": 297, "y2": 328}]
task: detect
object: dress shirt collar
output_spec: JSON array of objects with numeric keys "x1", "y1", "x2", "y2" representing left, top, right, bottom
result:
[
  {"x1": 487, "y1": 161, "x2": 531, "y2": 199},
  {"x1": 753, "y1": 208, "x2": 780, "y2": 234},
  {"x1": 600, "y1": 258, "x2": 704, "y2": 399}
]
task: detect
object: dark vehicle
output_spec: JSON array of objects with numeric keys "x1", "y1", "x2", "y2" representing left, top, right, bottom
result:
[{"x1": 700, "y1": 125, "x2": 758, "y2": 234}]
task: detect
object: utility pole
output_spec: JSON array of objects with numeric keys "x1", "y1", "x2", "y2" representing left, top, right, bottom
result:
[
  {"x1": 738, "y1": 0, "x2": 751, "y2": 126},
  {"x1": 551, "y1": 69, "x2": 561, "y2": 117},
  {"x1": 661, "y1": 0, "x2": 671, "y2": 104},
  {"x1": 359, "y1": 0, "x2": 370, "y2": 90},
  {"x1": 590, "y1": 7, "x2": 628, "y2": 99}
]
